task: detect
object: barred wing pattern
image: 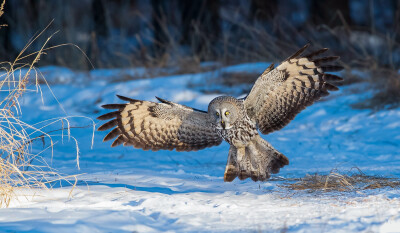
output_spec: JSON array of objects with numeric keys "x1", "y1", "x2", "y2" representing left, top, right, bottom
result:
[
  {"x1": 97, "y1": 95, "x2": 222, "y2": 151},
  {"x1": 244, "y1": 44, "x2": 343, "y2": 134}
]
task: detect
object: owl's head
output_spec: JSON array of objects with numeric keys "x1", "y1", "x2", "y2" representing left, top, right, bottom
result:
[{"x1": 208, "y1": 96, "x2": 241, "y2": 130}]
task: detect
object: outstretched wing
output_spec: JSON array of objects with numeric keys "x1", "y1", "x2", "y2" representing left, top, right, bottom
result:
[
  {"x1": 244, "y1": 44, "x2": 343, "y2": 134},
  {"x1": 97, "y1": 95, "x2": 222, "y2": 151}
]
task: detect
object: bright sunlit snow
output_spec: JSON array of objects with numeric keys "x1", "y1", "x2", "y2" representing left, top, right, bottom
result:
[{"x1": 0, "y1": 63, "x2": 399, "y2": 232}]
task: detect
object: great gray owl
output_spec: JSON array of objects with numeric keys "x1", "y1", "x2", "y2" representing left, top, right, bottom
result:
[{"x1": 97, "y1": 44, "x2": 343, "y2": 182}]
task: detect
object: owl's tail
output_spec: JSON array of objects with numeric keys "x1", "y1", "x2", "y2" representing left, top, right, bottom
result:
[{"x1": 224, "y1": 135, "x2": 289, "y2": 182}]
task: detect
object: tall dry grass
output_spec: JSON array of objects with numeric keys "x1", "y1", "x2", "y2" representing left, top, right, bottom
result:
[{"x1": 0, "y1": 1, "x2": 93, "y2": 207}]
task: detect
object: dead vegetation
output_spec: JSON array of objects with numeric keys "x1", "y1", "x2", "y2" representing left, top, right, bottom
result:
[
  {"x1": 280, "y1": 168, "x2": 400, "y2": 193},
  {"x1": 0, "y1": 1, "x2": 92, "y2": 207}
]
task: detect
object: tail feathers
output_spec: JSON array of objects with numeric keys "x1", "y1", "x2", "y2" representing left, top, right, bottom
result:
[
  {"x1": 223, "y1": 136, "x2": 289, "y2": 182},
  {"x1": 269, "y1": 152, "x2": 289, "y2": 174}
]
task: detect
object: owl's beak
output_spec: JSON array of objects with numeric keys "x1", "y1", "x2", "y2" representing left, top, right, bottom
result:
[{"x1": 221, "y1": 120, "x2": 225, "y2": 129}]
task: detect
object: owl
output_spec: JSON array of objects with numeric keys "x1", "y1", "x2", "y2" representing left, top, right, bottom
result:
[{"x1": 97, "y1": 44, "x2": 343, "y2": 182}]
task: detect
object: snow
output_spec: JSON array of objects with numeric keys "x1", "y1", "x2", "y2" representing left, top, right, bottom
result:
[{"x1": 1, "y1": 63, "x2": 400, "y2": 232}]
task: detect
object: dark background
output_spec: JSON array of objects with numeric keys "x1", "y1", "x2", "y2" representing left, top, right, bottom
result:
[
  {"x1": 0, "y1": 0, "x2": 399, "y2": 69},
  {"x1": 1, "y1": 0, "x2": 400, "y2": 108}
]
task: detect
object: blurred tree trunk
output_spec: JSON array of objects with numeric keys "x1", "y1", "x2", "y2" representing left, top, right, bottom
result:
[
  {"x1": 310, "y1": 0, "x2": 351, "y2": 27},
  {"x1": 250, "y1": 0, "x2": 278, "y2": 21},
  {"x1": 0, "y1": 0, "x2": 17, "y2": 61},
  {"x1": 89, "y1": 0, "x2": 109, "y2": 68},
  {"x1": 92, "y1": 0, "x2": 109, "y2": 38},
  {"x1": 394, "y1": 0, "x2": 400, "y2": 42},
  {"x1": 178, "y1": 0, "x2": 220, "y2": 59},
  {"x1": 151, "y1": 0, "x2": 169, "y2": 55}
]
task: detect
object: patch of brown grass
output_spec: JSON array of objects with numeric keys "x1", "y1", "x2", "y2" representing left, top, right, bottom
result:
[{"x1": 281, "y1": 168, "x2": 400, "y2": 193}]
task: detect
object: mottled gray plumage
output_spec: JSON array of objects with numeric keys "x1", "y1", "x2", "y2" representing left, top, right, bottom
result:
[
  {"x1": 97, "y1": 44, "x2": 343, "y2": 182},
  {"x1": 97, "y1": 95, "x2": 222, "y2": 151}
]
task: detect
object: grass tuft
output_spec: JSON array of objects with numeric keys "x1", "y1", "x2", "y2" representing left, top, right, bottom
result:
[{"x1": 281, "y1": 168, "x2": 400, "y2": 193}]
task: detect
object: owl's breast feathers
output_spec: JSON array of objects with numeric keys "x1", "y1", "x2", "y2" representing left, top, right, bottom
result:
[{"x1": 216, "y1": 114, "x2": 258, "y2": 147}]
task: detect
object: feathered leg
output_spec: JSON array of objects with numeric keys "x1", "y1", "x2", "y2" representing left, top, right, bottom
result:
[
  {"x1": 224, "y1": 135, "x2": 289, "y2": 182},
  {"x1": 224, "y1": 146, "x2": 239, "y2": 182}
]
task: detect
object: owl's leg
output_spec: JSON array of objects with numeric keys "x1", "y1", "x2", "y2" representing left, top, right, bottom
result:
[
  {"x1": 230, "y1": 135, "x2": 289, "y2": 182},
  {"x1": 224, "y1": 146, "x2": 239, "y2": 182},
  {"x1": 224, "y1": 137, "x2": 289, "y2": 182},
  {"x1": 224, "y1": 146, "x2": 254, "y2": 181},
  {"x1": 236, "y1": 147, "x2": 254, "y2": 180}
]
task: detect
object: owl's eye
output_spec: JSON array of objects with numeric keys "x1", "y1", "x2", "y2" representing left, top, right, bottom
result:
[
  {"x1": 225, "y1": 111, "x2": 230, "y2": 116},
  {"x1": 216, "y1": 112, "x2": 220, "y2": 116}
]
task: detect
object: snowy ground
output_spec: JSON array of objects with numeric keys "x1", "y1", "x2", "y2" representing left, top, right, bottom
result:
[{"x1": 0, "y1": 63, "x2": 399, "y2": 232}]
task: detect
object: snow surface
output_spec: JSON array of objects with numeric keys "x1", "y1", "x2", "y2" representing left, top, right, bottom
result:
[{"x1": 0, "y1": 63, "x2": 400, "y2": 232}]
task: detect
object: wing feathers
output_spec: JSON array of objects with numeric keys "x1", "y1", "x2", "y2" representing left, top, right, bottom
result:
[
  {"x1": 261, "y1": 63, "x2": 275, "y2": 76},
  {"x1": 117, "y1": 95, "x2": 139, "y2": 102},
  {"x1": 323, "y1": 82, "x2": 339, "y2": 91},
  {"x1": 97, "y1": 111, "x2": 120, "y2": 120},
  {"x1": 304, "y1": 48, "x2": 329, "y2": 58},
  {"x1": 155, "y1": 96, "x2": 173, "y2": 105},
  {"x1": 98, "y1": 119, "x2": 118, "y2": 131},
  {"x1": 101, "y1": 104, "x2": 126, "y2": 109},
  {"x1": 111, "y1": 135, "x2": 127, "y2": 147},
  {"x1": 286, "y1": 44, "x2": 310, "y2": 60},
  {"x1": 103, "y1": 127, "x2": 121, "y2": 141},
  {"x1": 97, "y1": 98, "x2": 222, "y2": 151},
  {"x1": 320, "y1": 65, "x2": 344, "y2": 72},
  {"x1": 245, "y1": 45, "x2": 343, "y2": 134},
  {"x1": 312, "y1": 56, "x2": 340, "y2": 65},
  {"x1": 323, "y1": 74, "x2": 344, "y2": 82}
]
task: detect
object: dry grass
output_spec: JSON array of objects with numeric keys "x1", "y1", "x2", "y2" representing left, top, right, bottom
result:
[
  {"x1": 281, "y1": 168, "x2": 400, "y2": 193},
  {"x1": 0, "y1": 4, "x2": 93, "y2": 207}
]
